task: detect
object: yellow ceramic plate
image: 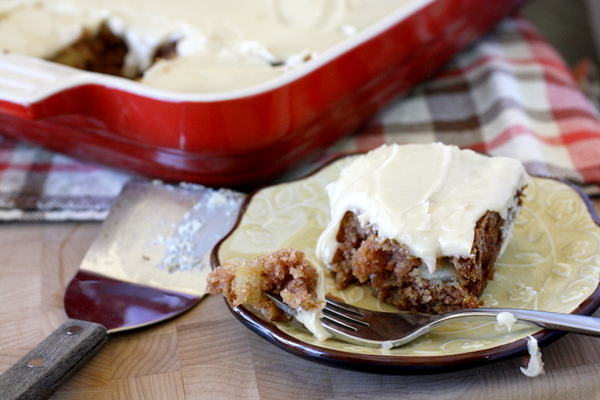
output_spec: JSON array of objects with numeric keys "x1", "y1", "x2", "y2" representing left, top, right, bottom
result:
[{"x1": 214, "y1": 155, "x2": 600, "y2": 373}]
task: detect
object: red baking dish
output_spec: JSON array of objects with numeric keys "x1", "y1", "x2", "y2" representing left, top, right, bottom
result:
[{"x1": 0, "y1": 0, "x2": 526, "y2": 189}]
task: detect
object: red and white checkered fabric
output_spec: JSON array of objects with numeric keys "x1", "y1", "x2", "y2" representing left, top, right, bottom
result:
[{"x1": 0, "y1": 138, "x2": 130, "y2": 220}]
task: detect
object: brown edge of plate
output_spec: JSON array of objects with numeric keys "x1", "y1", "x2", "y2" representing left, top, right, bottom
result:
[{"x1": 209, "y1": 152, "x2": 600, "y2": 375}]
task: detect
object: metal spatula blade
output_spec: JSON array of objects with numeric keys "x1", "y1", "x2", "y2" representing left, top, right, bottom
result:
[
  {"x1": 65, "y1": 180, "x2": 244, "y2": 332},
  {"x1": 0, "y1": 180, "x2": 245, "y2": 399}
]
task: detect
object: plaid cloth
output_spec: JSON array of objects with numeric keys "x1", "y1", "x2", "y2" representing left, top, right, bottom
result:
[
  {"x1": 1, "y1": 16, "x2": 600, "y2": 221},
  {"x1": 327, "y1": 17, "x2": 600, "y2": 190},
  {"x1": 0, "y1": 139, "x2": 130, "y2": 220}
]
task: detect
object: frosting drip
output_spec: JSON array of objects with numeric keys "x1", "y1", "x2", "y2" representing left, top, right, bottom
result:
[{"x1": 316, "y1": 143, "x2": 529, "y2": 274}]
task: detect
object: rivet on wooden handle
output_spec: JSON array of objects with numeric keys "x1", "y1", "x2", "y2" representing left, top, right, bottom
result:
[{"x1": 0, "y1": 319, "x2": 107, "y2": 400}]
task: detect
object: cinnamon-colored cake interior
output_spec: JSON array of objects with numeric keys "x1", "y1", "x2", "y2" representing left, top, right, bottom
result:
[
  {"x1": 329, "y1": 208, "x2": 514, "y2": 314},
  {"x1": 49, "y1": 22, "x2": 178, "y2": 78},
  {"x1": 207, "y1": 248, "x2": 322, "y2": 321},
  {"x1": 50, "y1": 23, "x2": 129, "y2": 77}
]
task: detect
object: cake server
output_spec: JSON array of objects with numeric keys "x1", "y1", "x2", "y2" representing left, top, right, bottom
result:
[{"x1": 0, "y1": 180, "x2": 245, "y2": 400}]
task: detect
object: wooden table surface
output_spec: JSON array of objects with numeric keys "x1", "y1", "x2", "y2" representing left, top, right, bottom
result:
[{"x1": 2, "y1": 209, "x2": 600, "y2": 400}]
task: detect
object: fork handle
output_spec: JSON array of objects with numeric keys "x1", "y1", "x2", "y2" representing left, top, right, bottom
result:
[{"x1": 449, "y1": 308, "x2": 600, "y2": 336}]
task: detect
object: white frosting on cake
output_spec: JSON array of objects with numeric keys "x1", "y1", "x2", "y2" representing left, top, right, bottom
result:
[
  {"x1": 316, "y1": 143, "x2": 529, "y2": 274},
  {"x1": 0, "y1": 0, "x2": 406, "y2": 92}
]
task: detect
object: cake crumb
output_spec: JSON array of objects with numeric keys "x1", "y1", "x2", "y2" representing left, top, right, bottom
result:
[{"x1": 208, "y1": 249, "x2": 324, "y2": 322}]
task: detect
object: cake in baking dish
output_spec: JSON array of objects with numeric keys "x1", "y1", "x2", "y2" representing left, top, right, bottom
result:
[
  {"x1": 316, "y1": 143, "x2": 529, "y2": 314},
  {"x1": 0, "y1": 0, "x2": 404, "y2": 92}
]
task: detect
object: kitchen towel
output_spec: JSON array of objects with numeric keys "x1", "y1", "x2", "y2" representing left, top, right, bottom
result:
[
  {"x1": 1, "y1": 16, "x2": 599, "y2": 221},
  {"x1": 328, "y1": 17, "x2": 600, "y2": 190}
]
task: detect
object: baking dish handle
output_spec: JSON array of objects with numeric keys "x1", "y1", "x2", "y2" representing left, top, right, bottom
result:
[{"x1": 0, "y1": 52, "x2": 92, "y2": 115}]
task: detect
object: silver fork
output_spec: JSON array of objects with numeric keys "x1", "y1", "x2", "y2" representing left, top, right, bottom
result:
[{"x1": 265, "y1": 293, "x2": 600, "y2": 348}]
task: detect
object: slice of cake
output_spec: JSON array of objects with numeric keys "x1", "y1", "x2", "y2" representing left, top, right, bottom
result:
[
  {"x1": 316, "y1": 143, "x2": 529, "y2": 314},
  {"x1": 207, "y1": 248, "x2": 330, "y2": 341}
]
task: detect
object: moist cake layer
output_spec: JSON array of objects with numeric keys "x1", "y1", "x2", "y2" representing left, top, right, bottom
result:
[
  {"x1": 207, "y1": 248, "x2": 330, "y2": 341},
  {"x1": 331, "y1": 209, "x2": 507, "y2": 313}
]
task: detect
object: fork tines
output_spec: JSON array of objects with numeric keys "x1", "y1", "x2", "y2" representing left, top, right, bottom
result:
[{"x1": 322, "y1": 297, "x2": 369, "y2": 331}]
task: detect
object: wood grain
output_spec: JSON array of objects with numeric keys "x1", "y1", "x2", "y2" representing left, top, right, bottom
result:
[{"x1": 0, "y1": 209, "x2": 600, "y2": 399}]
